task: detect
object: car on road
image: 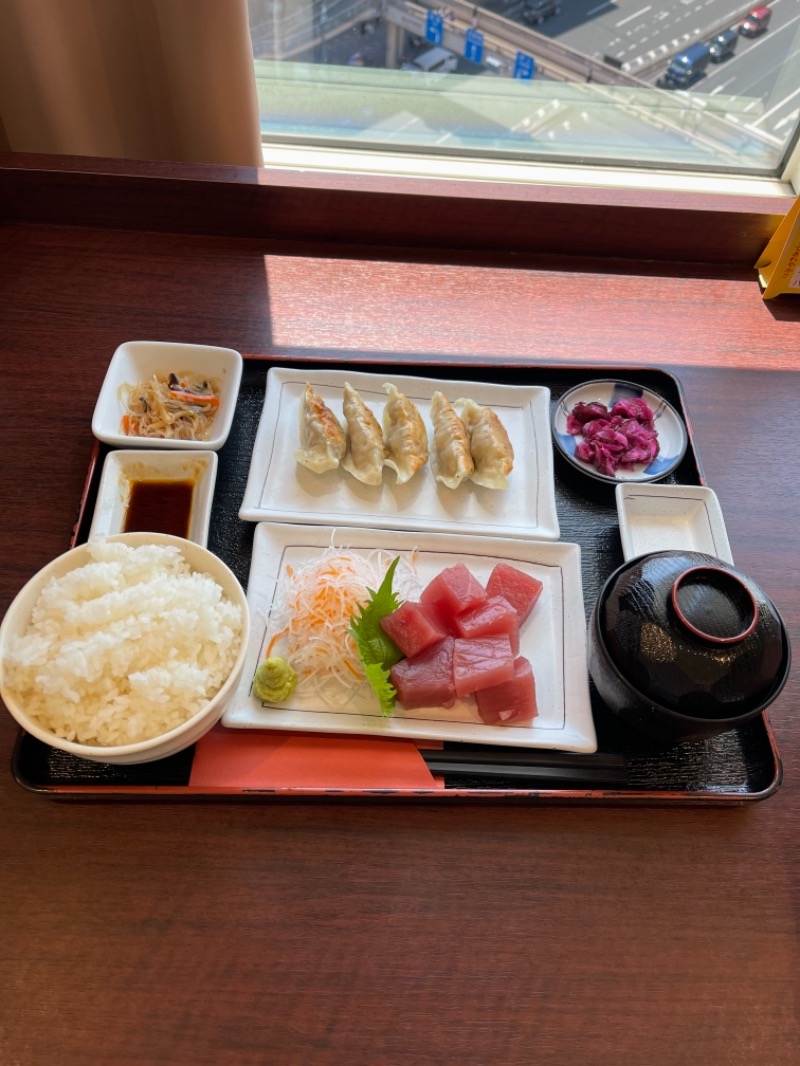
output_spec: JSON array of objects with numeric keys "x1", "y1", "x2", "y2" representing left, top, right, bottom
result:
[
  {"x1": 401, "y1": 47, "x2": 459, "y2": 74},
  {"x1": 739, "y1": 5, "x2": 772, "y2": 37},
  {"x1": 656, "y1": 43, "x2": 712, "y2": 89},
  {"x1": 708, "y1": 28, "x2": 739, "y2": 62},
  {"x1": 521, "y1": 0, "x2": 561, "y2": 26}
]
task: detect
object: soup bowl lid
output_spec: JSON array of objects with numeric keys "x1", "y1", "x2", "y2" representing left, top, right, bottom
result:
[{"x1": 596, "y1": 550, "x2": 789, "y2": 720}]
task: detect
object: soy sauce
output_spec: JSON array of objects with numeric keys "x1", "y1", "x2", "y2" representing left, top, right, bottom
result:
[{"x1": 123, "y1": 479, "x2": 194, "y2": 538}]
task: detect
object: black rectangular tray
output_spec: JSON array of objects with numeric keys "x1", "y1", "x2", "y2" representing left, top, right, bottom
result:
[{"x1": 11, "y1": 360, "x2": 782, "y2": 804}]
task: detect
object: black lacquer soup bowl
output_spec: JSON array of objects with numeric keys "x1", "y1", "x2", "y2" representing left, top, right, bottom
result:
[{"x1": 588, "y1": 550, "x2": 791, "y2": 744}]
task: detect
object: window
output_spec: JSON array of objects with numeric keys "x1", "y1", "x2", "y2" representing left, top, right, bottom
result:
[{"x1": 247, "y1": 0, "x2": 800, "y2": 192}]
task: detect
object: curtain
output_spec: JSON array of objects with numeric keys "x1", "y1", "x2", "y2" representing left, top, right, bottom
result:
[{"x1": 0, "y1": 0, "x2": 262, "y2": 165}]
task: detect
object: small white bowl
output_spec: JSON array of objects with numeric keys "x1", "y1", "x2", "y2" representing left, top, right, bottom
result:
[
  {"x1": 91, "y1": 340, "x2": 243, "y2": 450},
  {"x1": 552, "y1": 379, "x2": 688, "y2": 484},
  {"x1": 0, "y1": 532, "x2": 250, "y2": 765},
  {"x1": 89, "y1": 450, "x2": 217, "y2": 546},
  {"x1": 616, "y1": 483, "x2": 734, "y2": 563}
]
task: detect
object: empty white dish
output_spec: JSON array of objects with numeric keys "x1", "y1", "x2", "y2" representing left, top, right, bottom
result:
[
  {"x1": 89, "y1": 450, "x2": 218, "y2": 546},
  {"x1": 616, "y1": 484, "x2": 733, "y2": 563},
  {"x1": 91, "y1": 340, "x2": 242, "y2": 450}
]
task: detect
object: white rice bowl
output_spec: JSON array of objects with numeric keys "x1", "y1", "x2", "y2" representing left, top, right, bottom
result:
[{"x1": 0, "y1": 533, "x2": 249, "y2": 764}]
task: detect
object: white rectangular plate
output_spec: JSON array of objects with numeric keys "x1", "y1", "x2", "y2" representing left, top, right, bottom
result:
[
  {"x1": 239, "y1": 367, "x2": 560, "y2": 541},
  {"x1": 616, "y1": 483, "x2": 733, "y2": 563},
  {"x1": 223, "y1": 524, "x2": 596, "y2": 752}
]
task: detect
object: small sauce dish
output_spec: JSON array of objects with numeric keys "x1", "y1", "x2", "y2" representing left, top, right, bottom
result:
[
  {"x1": 616, "y1": 483, "x2": 733, "y2": 563},
  {"x1": 89, "y1": 450, "x2": 217, "y2": 546}
]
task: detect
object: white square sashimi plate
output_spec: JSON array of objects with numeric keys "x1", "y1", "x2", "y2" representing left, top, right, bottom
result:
[
  {"x1": 238, "y1": 367, "x2": 560, "y2": 542},
  {"x1": 222, "y1": 524, "x2": 597, "y2": 753}
]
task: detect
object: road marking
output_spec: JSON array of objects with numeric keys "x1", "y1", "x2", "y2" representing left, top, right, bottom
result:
[
  {"x1": 616, "y1": 5, "x2": 651, "y2": 27},
  {"x1": 709, "y1": 78, "x2": 736, "y2": 94},
  {"x1": 774, "y1": 109, "x2": 800, "y2": 132},
  {"x1": 587, "y1": 2, "x2": 613, "y2": 13},
  {"x1": 752, "y1": 84, "x2": 800, "y2": 126}
]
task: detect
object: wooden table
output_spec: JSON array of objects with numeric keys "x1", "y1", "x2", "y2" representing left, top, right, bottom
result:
[{"x1": 1, "y1": 155, "x2": 798, "y2": 1065}]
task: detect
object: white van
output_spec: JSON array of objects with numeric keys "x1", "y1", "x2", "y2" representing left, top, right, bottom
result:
[{"x1": 402, "y1": 47, "x2": 458, "y2": 74}]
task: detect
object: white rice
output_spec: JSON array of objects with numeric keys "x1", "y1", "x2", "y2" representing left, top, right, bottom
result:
[{"x1": 3, "y1": 539, "x2": 243, "y2": 746}]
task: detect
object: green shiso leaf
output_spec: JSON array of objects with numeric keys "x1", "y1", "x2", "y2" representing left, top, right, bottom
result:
[
  {"x1": 363, "y1": 662, "x2": 398, "y2": 718},
  {"x1": 349, "y1": 556, "x2": 404, "y2": 716}
]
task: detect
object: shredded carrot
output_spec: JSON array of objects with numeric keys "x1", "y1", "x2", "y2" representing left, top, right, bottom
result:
[
  {"x1": 266, "y1": 627, "x2": 288, "y2": 658},
  {"x1": 168, "y1": 389, "x2": 220, "y2": 408},
  {"x1": 343, "y1": 658, "x2": 362, "y2": 680}
]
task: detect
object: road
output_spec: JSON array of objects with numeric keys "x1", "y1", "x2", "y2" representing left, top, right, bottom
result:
[
  {"x1": 696, "y1": 7, "x2": 800, "y2": 144},
  {"x1": 295, "y1": 0, "x2": 799, "y2": 146},
  {"x1": 495, "y1": 0, "x2": 800, "y2": 142}
]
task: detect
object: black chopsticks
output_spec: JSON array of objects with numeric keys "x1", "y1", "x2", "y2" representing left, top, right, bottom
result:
[{"x1": 421, "y1": 746, "x2": 628, "y2": 788}]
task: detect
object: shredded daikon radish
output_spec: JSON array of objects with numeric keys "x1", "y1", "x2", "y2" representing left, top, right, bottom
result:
[{"x1": 267, "y1": 544, "x2": 420, "y2": 707}]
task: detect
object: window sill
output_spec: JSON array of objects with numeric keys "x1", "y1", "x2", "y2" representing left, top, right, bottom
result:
[{"x1": 0, "y1": 150, "x2": 794, "y2": 268}]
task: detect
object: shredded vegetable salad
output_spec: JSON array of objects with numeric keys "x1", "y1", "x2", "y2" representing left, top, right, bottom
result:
[
  {"x1": 265, "y1": 545, "x2": 420, "y2": 707},
  {"x1": 119, "y1": 372, "x2": 221, "y2": 440}
]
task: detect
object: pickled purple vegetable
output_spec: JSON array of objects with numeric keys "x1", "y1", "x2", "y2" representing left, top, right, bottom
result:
[{"x1": 568, "y1": 397, "x2": 659, "y2": 476}]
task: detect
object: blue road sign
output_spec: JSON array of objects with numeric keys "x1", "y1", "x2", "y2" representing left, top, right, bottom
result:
[
  {"x1": 513, "y1": 51, "x2": 535, "y2": 80},
  {"x1": 425, "y1": 11, "x2": 444, "y2": 45},
  {"x1": 464, "y1": 28, "x2": 484, "y2": 64}
]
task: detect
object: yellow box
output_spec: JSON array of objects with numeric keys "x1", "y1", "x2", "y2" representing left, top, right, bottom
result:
[{"x1": 755, "y1": 196, "x2": 800, "y2": 299}]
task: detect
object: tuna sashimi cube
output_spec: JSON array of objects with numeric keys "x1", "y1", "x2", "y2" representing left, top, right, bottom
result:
[
  {"x1": 391, "y1": 637, "x2": 456, "y2": 710},
  {"x1": 485, "y1": 563, "x2": 543, "y2": 625},
  {"x1": 453, "y1": 595, "x2": 520, "y2": 654},
  {"x1": 452, "y1": 634, "x2": 515, "y2": 698},
  {"x1": 476, "y1": 656, "x2": 538, "y2": 725},
  {"x1": 380, "y1": 601, "x2": 449, "y2": 659},
  {"x1": 420, "y1": 564, "x2": 487, "y2": 629}
]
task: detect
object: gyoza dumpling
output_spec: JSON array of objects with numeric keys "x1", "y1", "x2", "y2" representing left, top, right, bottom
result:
[
  {"x1": 341, "y1": 382, "x2": 385, "y2": 486},
  {"x1": 295, "y1": 383, "x2": 346, "y2": 473},
  {"x1": 382, "y1": 383, "x2": 428, "y2": 484},
  {"x1": 456, "y1": 398, "x2": 515, "y2": 489},
  {"x1": 430, "y1": 391, "x2": 473, "y2": 489}
]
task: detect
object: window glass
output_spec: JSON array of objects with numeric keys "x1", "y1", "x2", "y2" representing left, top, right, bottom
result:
[{"x1": 248, "y1": 0, "x2": 800, "y2": 178}]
